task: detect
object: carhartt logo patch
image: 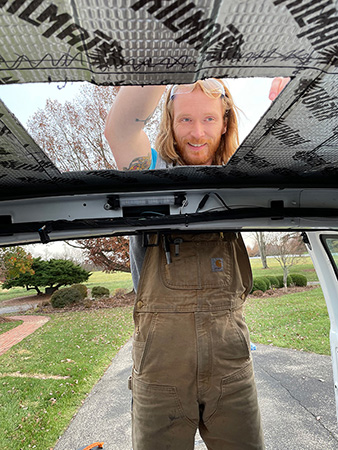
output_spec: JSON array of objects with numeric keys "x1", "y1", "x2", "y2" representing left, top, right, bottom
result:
[{"x1": 211, "y1": 258, "x2": 224, "y2": 272}]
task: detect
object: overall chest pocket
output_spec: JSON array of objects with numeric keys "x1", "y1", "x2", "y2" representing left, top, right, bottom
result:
[{"x1": 160, "y1": 240, "x2": 232, "y2": 290}]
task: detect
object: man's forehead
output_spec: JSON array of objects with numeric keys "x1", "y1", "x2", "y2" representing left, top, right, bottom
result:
[{"x1": 172, "y1": 89, "x2": 223, "y2": 114}]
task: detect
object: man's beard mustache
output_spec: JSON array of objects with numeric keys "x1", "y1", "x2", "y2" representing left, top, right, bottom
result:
[{"x1": 175, "y1": 138, "x2": 222, "y2": 165}]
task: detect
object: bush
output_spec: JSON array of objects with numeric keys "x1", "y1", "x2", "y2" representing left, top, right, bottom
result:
[
  {"x1": 265, "y1": 275, "x2": 279, "y2": 288},
  {"x1": 256, "y1": 277, "x2": 271, "y2": 291},
  {"x1": 276, "y1": 275, "x2": 292, "y2": 288},
  {"x1": 72, "y1": 283, "x2": 88, "y2": 299},
  {"x1": 251, "y1": 278, "x2": 268, "y2": 293},
  {"x1": 92, "y1": 286, "x2": 110, "y2": 299},
  {"x1": 114, "y1": 288, "x2": 128, "y2": 297},
  {"x1": 289, "y1": 273, "x2": 308, "y2": 287},
  {"x1": 260, "y1": 277, "x2": 271, "y2": 289},
  {"x1": 51, "y1": 287, "x2": 82, "y2": 308}
]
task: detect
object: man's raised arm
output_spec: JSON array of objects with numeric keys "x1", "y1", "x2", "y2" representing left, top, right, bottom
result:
[{"x1": 104, "y1": 85, "x2": 166, "y2": 170}]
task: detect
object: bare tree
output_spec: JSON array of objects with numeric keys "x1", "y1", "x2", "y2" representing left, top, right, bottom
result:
[
  {"x1": 267, "y1": 232, "x2": 306, "y2": 289},
  {"x1": 253, "y1": 231, "x2": 269, "y2": 269},
  {"x1": 28, "y1": 84, "x2": 118, "y2": 171},
  {"x1": 246, "y1": 232, "x2": 269, "y2": 268},
  {"x1": 27, "y1": 84, "x2": 165, "y2": 272},
  {"x1": 27, "y1": 83, "x2": 166, "y2": 171}
]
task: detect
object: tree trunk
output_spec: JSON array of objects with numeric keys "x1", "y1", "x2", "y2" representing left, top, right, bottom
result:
[
  {"x1": 256, "y1": 232, "x2": 269, "y2": 269},
  {"x1": 283, "y1": 266, "x2": 288, "y2": 290},
  {"x1": 45, "y1": 286, "x2": 58, "y2": 295},
  {"x1": 25, "y1": 285, "x2": 41, "y2": 294}
]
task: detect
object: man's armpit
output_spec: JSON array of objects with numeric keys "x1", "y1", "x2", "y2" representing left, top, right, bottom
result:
[{"x1": 123, "y1": 154, "x2": 151, "y2": 171}]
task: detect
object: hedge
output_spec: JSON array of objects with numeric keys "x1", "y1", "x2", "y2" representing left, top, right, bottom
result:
[
  {"x1": 51, "y1": 286, "x2": 82, "y2": 308},
  {"x1": 251, "y1": 278, "x2": 268, "y2": 293},
  {"x1": 72, "y1": 283, "x2": 88, "y2": 299},
  {"x1": 250, "y1": 273, "x2": 308, "y2": 293},
  {"x1": 265, "y1": 275, "x2": 279, "y2": 288},
  {"x1": 92, "y1": 286, "x2": 110, "y2": 299},
  {"x1": 289, "y1": 273, "x2": 308, "y2": 287},
  {"x1": 276, "y1": 275, "x2": 293, "y2": 288},
  {"x1": 260, "y1": 277, "x2": 271, "y2": 289}
]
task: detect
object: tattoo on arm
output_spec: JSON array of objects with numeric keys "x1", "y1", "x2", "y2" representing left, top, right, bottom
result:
[
  {"x1": 123, "y1": 154, "x2": 151, "y2": 171},
  {"x1": 135, "y1": 110, "x2": 155, "y2": 126}
]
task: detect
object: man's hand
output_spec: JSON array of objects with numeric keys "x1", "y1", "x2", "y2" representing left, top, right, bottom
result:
[{"x1": 269, "y1": 77, "x2": 291, "y2": 101}]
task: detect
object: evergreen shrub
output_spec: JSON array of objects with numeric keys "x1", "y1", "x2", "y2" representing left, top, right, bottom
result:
[
  {"x1": 289, "y1": 273, "x2": 308, "y2": 287},
  {"x1": 92, "y1": 286, "x2": 110, "y2": 299},
  {"x1": 72, "y1": 283, "x2": 88, "y2": 299},
  {"x1": 276, "y1": 275, "x2": 292, "y2": 288},
  {"x1": 251, "y1": 278, "x2": 268, "y2": 293},
  {"x1": 260, "y1": 277, "x2": 271, "y2": 289},
  {"x1": 265, "y1": 275, "x2": 279, "y2": 288},
  {"x1": 51, "y1": 287, "x2": 82, "y2": 308}
]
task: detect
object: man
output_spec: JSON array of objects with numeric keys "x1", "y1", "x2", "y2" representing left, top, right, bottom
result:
[{"x1": 104, "y1": 78, "x2": 287, "y2": 450}]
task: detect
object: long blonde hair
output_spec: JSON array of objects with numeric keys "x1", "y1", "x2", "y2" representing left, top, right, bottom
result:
[{"x1": 155, "y1": 79, "x2": 239, "y2": 166}]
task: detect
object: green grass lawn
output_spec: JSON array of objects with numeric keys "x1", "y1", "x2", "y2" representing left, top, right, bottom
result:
[
  {"x1": 0, "y1": 320, "x2": 23, "y2": 334},
  {"x1": 245, "y1": 286, "x2": 330, "y2": 355},
  {"x1": 0, "y1": 307, "x2": 134, "y2": 450},
  {"x1": 250, "y1": 255, "x2": 319, "y2": 282},
  {"x1": 0, "y1": 286, "x2": 37, "y2": 303},
  {"x1": 85, "y1": 270, "x2": 133, "y2": 294}
]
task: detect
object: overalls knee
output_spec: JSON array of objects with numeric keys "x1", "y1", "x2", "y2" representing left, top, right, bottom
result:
[{"x1": 130, "y1": 232, "x2": 265, "y2": 450}]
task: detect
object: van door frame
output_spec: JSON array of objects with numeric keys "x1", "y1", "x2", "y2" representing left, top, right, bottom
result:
[{"x1": 306, "y1": 231, "x2": 338, "y2": 422}]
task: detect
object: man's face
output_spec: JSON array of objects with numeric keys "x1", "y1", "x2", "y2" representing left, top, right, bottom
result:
[{"x1": 172, "y1": 88, "x2": 226, "y2": 166}]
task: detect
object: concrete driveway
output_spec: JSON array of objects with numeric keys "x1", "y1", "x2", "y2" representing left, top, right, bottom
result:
[{"x1": 54, "y1": 341, "x2": 338, "y2": 450}]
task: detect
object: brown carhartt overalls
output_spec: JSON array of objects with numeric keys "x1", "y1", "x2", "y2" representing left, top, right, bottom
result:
[{"x1": 130, "y1": 232, "x2": 264, "y2": 449}]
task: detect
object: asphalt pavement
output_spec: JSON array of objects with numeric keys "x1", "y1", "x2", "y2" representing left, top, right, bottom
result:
[
  {"x1": 54, "y1": 340, "x2": 338, "y2": 450},
  {"x1": 0, "y1": 303, "x2": 38, "y2": 315}
]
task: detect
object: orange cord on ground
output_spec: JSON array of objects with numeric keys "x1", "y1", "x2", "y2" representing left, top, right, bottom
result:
[{"x1": 81, "y1": 443, "x2": 104, "y2": 450}]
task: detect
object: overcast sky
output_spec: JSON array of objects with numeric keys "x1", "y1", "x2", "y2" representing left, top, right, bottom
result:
[{"x1": 0, "y1": 81, "x2": 83, "y2": 126}]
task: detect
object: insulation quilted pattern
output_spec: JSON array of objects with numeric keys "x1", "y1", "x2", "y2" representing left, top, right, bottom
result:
[{"x1": 0, "y1": 0, "x2": 337, "y2": 199}]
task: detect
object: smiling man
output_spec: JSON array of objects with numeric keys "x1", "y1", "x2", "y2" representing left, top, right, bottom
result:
[
  {"x1": 105, "y1": 79, "x2": 239, "y2": 170},
  {"x1": 104, "y1": 79, "x2": 276, "y2": 450},
  {"x1": 171, "y1": 87, "x2": 226, "y2": 165},
  {"x1": 154, "y1": 79, "x2": 238, "y2": 167}
]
